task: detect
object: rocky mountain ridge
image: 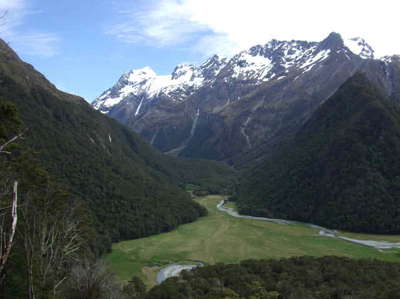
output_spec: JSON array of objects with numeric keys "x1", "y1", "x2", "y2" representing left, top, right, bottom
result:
[
  {"x1": 93, "y1": 34, "x2": 374, "y2": 114},
  {"x1": 92, "y1": 33, "x2": 399, "y2": 165}
]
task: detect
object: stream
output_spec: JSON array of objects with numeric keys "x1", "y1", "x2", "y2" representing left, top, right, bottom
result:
[
  {"x1": 156, "y1": 199, "x2": 400, "y2": 285},
  {"x1": 156, "y1": 263, "x2": 202, "y2": 284},
  {"x1": 217, "y1": 200, "x2": 400, "y2": 250}
]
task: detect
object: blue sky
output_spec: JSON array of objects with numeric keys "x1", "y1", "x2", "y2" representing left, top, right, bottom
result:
[
  {"x1": 1, "y1": 0, "x2": 205, "y2": 101},
  {"x1": 1, "y1": 0, "x2": 400, "y2": 102}
]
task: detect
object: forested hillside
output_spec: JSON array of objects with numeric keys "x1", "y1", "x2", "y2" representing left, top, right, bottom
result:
[
  {"x1": 0, "y1": 101, "x2": 92, "y2": 297},
  {"x1": 147, "y1": 256, "x2": 400, "y2": 298},
  {"x1": 237, "y1": 73, "x2": 400, "y2": 233},
  {"x1": 0, "y1": 39, "x2": 235, "y2": 253}
]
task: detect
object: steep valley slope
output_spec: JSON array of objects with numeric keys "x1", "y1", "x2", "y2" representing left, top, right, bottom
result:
[
  {"x1": 0, "y1": 39, "x2": 235, "y2": 252},
  {"x1": 237, "y1": 73, "x2": 400, "y2": 234}
]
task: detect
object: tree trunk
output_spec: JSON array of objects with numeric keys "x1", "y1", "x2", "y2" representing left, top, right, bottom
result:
[{"x1": 0, "y1": 181, "x2": 18, "y2": 285}]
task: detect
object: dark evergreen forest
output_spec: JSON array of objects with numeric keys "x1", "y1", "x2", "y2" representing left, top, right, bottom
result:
[
  {"x1": 238, "y1": 74, "x2": 400, "y2": 233},
  {"x1": 147, "y1": 256, "x2": 400, "y2": 299}
]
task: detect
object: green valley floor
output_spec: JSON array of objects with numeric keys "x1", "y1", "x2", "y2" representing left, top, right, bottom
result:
[{"x1": 105, "y1": 195, "x2": 400, "y2": 287}]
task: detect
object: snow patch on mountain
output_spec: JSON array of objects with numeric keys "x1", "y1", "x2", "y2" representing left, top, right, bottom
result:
[
  {"x1": 200, "y1": 55, "x2": 228, "y2": 78},
  {"x1": 381, "y1": 56, "x2": 393, "y2": 64},
  {"x1": 232, "y1": 52, "x2": 273, "y2": 79},
  {"x1": 344, "y1": 37, "x2": 374, "y2": 59},
  {"x1": 93, "y1": 33, "x2": 377, "y2": 115},
  {"x1": 135, "y1": 98, "x2": 144, "y2": 116},
  {"x1": 92, "y1": 93, "x2": 122, "y2": 113},
  {"x1": 301, "y1": 49, "x2": 331, "y2": 72},
  {"x1": 281, "y1": 45, "x2": 316, "y2": 69},
  {"x1": 380, "y1": 55, "x2": 400, "y2": 64},
  {"x1": 92, "y1": 64, "x2": 208, "y2": 113},
  {"x1": 128, "y1": 66, "x2": 156, "y2": 81}
]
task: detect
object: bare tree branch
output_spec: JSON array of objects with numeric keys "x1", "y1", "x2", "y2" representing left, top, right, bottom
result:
[
  {"x1": 0, "y1": 181, "x2": 18, "y2": 281},
  {"x1": 21, "y1": 186, "x2": 83, "y2": 298},
  {"x1": 0, "y1": 133, "x2": 24, "y2": 154}
]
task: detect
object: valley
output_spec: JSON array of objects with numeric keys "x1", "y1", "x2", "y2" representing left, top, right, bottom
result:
[
  {"x1": 106, "y1": 195, "x2": 400, "y2": 287},
  {"x1": 1, "y1": 0, "x2": 400, "y2": 295}
]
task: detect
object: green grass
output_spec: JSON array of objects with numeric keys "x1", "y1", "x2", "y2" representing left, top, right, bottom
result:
[{"x1": 105, "y1": 195, "x2": 400, "y2": 287}]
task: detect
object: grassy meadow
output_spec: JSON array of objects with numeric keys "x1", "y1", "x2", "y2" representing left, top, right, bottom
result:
[{"x1": 105, "y1": 195, "x2": 400, "y2": 287}]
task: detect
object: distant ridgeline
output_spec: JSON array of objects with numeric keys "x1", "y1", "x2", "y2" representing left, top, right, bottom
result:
[
  {"x1": 237, "y1": 73, "x2": 400, "y2": 234},
  {"x1": 0, "y1": 39, "x2": 235, "y2": 252}
]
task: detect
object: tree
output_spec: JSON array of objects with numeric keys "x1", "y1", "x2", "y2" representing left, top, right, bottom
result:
[
  {"x1": 62, "y1": 260, "x2": 122, "y2": 299},
  {"x1": 0, "y1": 180, "x2": 18, "y2": 285},
  {"x1": 0, "y1": 102, "x2": 86, "y2": 298},
  {"x1": 0, "y1": 102, "x2": 22, "y2": 287},
  {"x1": 20, "y1": 182, "x2": 83, "y2": 299},
  {"x1": 122, "y1": 276, "x2": 146, "y2": 299}
]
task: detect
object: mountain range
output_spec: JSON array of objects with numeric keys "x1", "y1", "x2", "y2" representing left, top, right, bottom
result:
[
  {"x1": 0, "y1": 39, "x2": 234, "y2": 252},
  {"x1": 92, "y1": 32, "x2": 400, "y2": 165},
  {"x1": 4, "y1": 24, "x2": 400, "y2": 298}
]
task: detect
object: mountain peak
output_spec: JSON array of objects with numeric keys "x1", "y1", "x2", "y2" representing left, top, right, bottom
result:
[
  {"x1": 319, "y1": 32, "x2": 345, "y2": 50},
  {"x1": 265, "y1": 39, "x2": 283, "y2": 51},
  {"x1": 171, "y1": 64, "x2": 196, "y2": 80},
  {"x1": 124, "y1": 66, "x2": 157, "y2": 82},
  {"x1": 318, "y1": 32, "x2": 374, "y2": 59},
  {"x1": 200, "y1": 55, "x2": 228, "y2": 79},
  {"x1": 201, "y1": 54, "x2": 225, "y2": 67},
  {"x1": 93, "y1": 32, "x2": 380, "y2": 118}
]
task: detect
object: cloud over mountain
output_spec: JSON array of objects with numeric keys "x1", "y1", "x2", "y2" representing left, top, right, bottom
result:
[{"x1": 107, "y1": 0, "x2": 400, "y2": 57}]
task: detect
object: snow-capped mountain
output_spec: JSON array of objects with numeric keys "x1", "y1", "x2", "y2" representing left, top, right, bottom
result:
[
  {"x1": 93, "y1": 56, "x2": 228, "y2": 114},
  {"x1": 344, "y1": 37, "x2": 375, "y2": 59},
  {"x1": 93, "y1": 33, "x2": 375, "y2": 114},
  {"x1": 92, "y1": 32, "x2": 400, "y2": 165}
]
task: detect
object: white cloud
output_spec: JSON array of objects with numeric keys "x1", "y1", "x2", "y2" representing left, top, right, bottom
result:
[
  {"x1": 108, "y1": 0, "x2": 400, "y2": 57},
  {"x1": 0, "y1": 0, "x2": 59, "y2": 57},
  {"x1": 194, "y1": 34, "x2": 240, "y2": 57},
  {"x1": 107, "y1": 0, "x2": 210, "y2": 46}
]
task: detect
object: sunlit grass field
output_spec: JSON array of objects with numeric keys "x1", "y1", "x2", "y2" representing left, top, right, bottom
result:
[{"x1": 106, "y1": 195, "x2": 400, "y2": 287}]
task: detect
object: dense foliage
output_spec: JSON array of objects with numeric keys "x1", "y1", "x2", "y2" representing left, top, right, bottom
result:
[
  {"x1": 237, "y1": 73, "x2": 400, "y2": 233},
  {"x1": 0, "y1": 101, "x2": 90, "y2": 298},
  {"x1": 0, "y1": 39, "x2": 235, "y2": 252},
  {"x1": 0, "y1": 102, "x2": 192, "y2": 299},
  {"x1": 147, "y1": 256, "x2": 400, "y2": 299}
]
